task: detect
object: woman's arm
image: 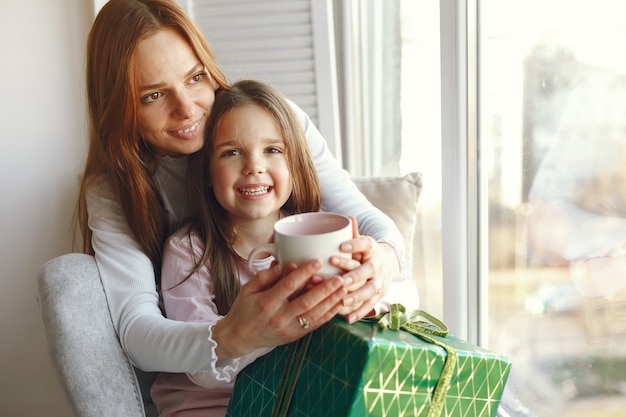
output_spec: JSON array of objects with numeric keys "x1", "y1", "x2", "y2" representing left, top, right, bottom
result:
[
  {"x1": 87, "y1": 176, "x2": 346, "y2": 373},
  {"x1": 87, "y1": 178, "x2": 218, "y2": 373}
]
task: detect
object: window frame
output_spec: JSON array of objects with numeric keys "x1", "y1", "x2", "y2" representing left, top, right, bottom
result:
[{"x1": 440, "y1": 0, "x2": 482, "y2": 344}]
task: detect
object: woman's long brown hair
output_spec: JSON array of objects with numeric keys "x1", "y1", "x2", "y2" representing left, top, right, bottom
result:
[
  {"x1": 77, "y1": 0, "x2": 229, "y2": 272},
  {"x1": 186, "y1": 80, "x2": 322, "y2": 314}
]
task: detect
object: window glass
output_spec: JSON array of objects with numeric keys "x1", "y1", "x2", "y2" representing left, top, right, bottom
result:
[
  {"x1": 400, "y1": 0, "x2": 443, "y2": 316},
  {"x1": 481, "y1": 1, "x2": 626, "y2": 415}
]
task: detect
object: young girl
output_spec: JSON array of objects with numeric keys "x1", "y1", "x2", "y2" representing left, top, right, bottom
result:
[{"x1": 150, "y1": 80, "x2": 418, "y2": 416}]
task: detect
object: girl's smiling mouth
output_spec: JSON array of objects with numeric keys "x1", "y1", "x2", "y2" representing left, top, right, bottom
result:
[{"x1": 238, "y1": 186, "x2": 271, "y2": 196}]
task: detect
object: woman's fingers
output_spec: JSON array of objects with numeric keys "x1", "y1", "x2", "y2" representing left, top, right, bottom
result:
[
  {"x1": 342, "y1": 278, "x2": 384, "y2": 323},
  {"x1": 337, "y1": 240, "x2": 401, "y2": 323},
  {"x1": 339, "y1": 236, "x2": 376, "y2": 283},
  {"x1": 223, "y1": 255, "x2": 366, "y2": 358},
  {"x1": 287, "y1": 275, "x2": 346, "y2": 329},
  {"x1": 329, "y1": 255, "x2": 362, "y2": 272},
  {"x1": 241, "y1": 259, "x2": 344, "y2": 325},
  {"x1": 272, "y1": 259, "x2": 324, "y2": 299}
]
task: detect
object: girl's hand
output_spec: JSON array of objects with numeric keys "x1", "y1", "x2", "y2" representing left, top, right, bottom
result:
[
  {"x1": 329, "y1": 216, "x2": 400, "y2": 323},
  {"x1": 212, "y1": 259, "x2": 347, "y2": 360}
]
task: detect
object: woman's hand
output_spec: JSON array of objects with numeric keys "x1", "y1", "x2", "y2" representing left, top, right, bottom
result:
[
  {"x1": 212, "y1": 259, "x2": 347, "y2": 360},
  {"x1": 329, "y1": 216, "x2": 400, "y2": 323}
]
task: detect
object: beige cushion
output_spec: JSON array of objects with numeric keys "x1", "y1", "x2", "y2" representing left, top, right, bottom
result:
[{"x1": 353, "y1": 172, "x2": 422, "y2": 265}]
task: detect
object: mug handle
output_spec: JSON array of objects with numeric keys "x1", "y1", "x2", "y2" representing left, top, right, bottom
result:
[{"x1": 247, "y1": 243, "x2": 275, "y2": 275}]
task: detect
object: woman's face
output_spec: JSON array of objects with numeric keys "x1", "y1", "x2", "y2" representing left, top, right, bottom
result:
[
  {"x1": 133, "y1": 28, "x2": 215, "y2": 157},
  {"x1": 210, "y1": 104, "x2": 293, "y2": 223}
]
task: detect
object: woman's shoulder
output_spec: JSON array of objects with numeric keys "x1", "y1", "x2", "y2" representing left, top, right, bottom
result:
[
  {"x1": 84, "y1": 174, "x2": 130, "y2": 226},
  {"x1": 85, "y1": 174, "x2": 114, "y2": 199}
]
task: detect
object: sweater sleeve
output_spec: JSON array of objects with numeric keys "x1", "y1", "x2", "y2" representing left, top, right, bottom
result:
[
  {"x1": 290, "y1": 100, "x2": 407, "y2": 267},
  {"x1": 86, "y1": 177, "x2": 217, "y2": 373}
]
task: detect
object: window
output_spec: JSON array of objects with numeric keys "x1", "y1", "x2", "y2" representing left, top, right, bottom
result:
[
  {"x1": 481, "y1": 1, "x2": 626, "y2": 415},
  {"x1": 398, "y1": 0, "x2": 443, "y2": 319},
  {"x1": 353, "y1": 1, "x2": 626, "y2": 415}
]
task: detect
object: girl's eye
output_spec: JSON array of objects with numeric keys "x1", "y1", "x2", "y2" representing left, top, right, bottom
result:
[
  {"x1": 220, "y1": 149, "x2": 240, "y2": 157},
  {"x1": 266, "y1": 146, "x2": 283, "y2": 154},
  {"x1": 142, "y1": 91, "x2": 163, "y2": 103}
]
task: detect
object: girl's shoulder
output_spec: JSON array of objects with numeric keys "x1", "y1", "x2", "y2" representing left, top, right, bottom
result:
[{"x1": 164, "y1": 224, "x2": 205, "y2": 257}]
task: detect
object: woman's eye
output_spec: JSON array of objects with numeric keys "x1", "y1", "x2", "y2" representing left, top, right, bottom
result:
[
  {"x1": 142, "y1": 92, "x2": 162, "y2": 103},
  {"x1": 189, "y1": 72, "x2": 207, "y2": 85}
]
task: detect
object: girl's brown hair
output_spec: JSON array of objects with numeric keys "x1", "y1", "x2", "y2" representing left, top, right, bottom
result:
[
  {"x1": 77, "y1": 0, "x2": 229, "y2": 272},
  {"x1": 187, "y1": 79, "x2": 322, "y2": 314}
]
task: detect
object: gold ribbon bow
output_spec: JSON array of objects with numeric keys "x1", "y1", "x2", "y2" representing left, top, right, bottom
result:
[{"x1": 367, "y1": 304, "x2": 457, "y2": 417}]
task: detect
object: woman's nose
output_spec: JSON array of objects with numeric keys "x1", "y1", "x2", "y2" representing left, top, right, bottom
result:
[{"x1": 171, "y1": 90, "x2": 194, "y2": 119}]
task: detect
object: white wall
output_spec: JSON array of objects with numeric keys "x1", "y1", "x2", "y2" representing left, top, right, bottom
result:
[{"x1": 0, "y1": 0, "x2": 92, "y2": 415}]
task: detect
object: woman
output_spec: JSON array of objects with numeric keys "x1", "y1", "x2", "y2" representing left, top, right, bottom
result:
[{"x1": 77, "y1": 0, "x2": 407, "y2": 374}]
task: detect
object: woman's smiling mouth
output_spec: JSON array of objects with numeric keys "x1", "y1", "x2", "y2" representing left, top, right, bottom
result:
[{"x1": 176, "y1": 121, "x2": 200, "y2": 134}]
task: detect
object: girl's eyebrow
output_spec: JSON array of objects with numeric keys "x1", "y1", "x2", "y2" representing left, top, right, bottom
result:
[
  {"x1": 213, "y1": 137, "x2": 284, "y2": 152},
  {"x1": 214, "y1": 140, "x2": 239, "y2": 149},
  {"x1": 139, "y1": 63, "x2": 204, "y2": 93}
]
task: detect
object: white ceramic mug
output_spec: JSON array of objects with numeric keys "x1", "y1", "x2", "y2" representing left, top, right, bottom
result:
[{"x1": 248, "y1": 212, "x2": 353, "y2": 276}]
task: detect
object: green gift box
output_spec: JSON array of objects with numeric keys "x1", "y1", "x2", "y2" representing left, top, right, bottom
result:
[{"x1": 226, "y1": 307, "x2": 511, "y2": 417}]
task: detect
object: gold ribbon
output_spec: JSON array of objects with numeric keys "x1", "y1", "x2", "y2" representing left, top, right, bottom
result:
[
  {"x1": 367, "y1": 304, "x2": 457, "y2": 417},
  {"x1": 271, "y1": 332, "x2": 312, "y2": 417}
]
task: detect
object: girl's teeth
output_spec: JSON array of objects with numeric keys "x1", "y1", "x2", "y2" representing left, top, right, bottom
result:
[{"x1": 240, "y1": 186, "x2": 269, "y2": 196}]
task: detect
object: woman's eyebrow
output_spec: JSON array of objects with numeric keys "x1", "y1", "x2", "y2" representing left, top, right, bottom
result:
[{"x1": 139, "y1": 63, "x2": 204, "y2": 92}]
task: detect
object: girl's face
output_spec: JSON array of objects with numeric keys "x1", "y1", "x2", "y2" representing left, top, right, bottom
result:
[
  {"x1": 133, "y1": 28, "x2": 215, "y2": 157},
  {"x1": 210, "y1": 104, "x2": 292, "y2": 222}
]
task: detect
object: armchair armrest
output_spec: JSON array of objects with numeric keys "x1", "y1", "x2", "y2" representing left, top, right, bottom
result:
[{"x1": 37, "y1": 253, "x2": 151, "y2": 417}]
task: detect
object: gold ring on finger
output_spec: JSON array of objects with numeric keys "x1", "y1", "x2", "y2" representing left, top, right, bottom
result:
[{"x1": 297, "y1": 315, "x2": 310, "y2": 329}]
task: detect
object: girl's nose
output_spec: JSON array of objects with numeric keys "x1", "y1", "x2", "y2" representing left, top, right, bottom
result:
[{"x1": 243, "y1": 154, "x2": 267, "y2": 175}]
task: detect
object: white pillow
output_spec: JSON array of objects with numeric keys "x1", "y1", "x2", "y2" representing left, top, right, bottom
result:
[{"x1": 353, "y1": 172, "x2": 422, "y2": 263}]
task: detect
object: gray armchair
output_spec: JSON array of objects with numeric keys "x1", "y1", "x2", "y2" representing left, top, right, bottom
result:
[{"x1": 37, "y1": 253, "x2": 157, "y2": 417}]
